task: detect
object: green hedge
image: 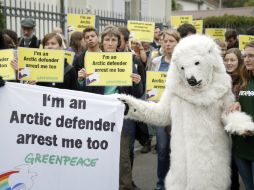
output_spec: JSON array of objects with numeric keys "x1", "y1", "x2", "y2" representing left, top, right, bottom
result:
[{"x1": 203, "y1": 14, "x2": 254, "y2": 34}]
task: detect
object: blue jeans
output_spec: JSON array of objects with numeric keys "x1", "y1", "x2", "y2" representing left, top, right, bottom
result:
[
  {"x1": 156, "y1": 126, "x2": 170, "y2": 188},
  {"x1": 234, "y1": 155, "x2": 254, "y2": 190}
]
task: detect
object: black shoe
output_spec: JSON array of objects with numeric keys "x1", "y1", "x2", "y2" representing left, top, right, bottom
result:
[{"x1": 140, "y1": 144, "x2": 151, "y2": 153}]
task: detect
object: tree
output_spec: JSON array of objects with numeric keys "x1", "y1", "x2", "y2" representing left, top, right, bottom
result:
[
  {"x1": 222, "y1": 0, "x2": 254, "y2": 7},
  {"x1": 172, "y1": 0, "x2": 182, "y2": 10}
]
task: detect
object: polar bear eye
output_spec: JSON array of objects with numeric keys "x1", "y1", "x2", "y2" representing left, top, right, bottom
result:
[
  {"x1": 181, "y1": 66, "x2": 184, "y2": 70},
  {"x1": 195, "y1": 62, "x2": 200, "y2": 65}
]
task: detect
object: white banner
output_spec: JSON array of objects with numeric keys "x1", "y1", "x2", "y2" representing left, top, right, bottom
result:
[{"x1": 0, "y1": 82, "x2": 124, "y2": 190}]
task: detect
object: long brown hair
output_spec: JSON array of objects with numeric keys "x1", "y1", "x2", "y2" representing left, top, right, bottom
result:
[
  {"x1": 239, "y1": 40, "x2": 254, "y2": 90},
  {"x1": 225, "y1": 48, "x2": 243, "y2": 98},
  {"x1": 69, "y1": 31, "x2": 84, "y2": 55}
]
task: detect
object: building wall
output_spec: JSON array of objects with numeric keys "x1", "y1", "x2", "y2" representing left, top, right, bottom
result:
[
  {"x1": 177, "y1": 0, "x2": 216, "y2": 11},
  {"x1": 177, "y1": 0, "x2": 198, "y2": 10},
  {"x1": 200, "y1": 2, "x2": 216, "y2": 10},
  {"x1": 144, "y1": 0, "x2": 165, "y2": 20}
]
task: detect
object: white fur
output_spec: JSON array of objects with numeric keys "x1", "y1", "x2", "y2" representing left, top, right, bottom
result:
[
  {"x1": 119, "y1": 35, "x2": 254, "y2": 190},
  {"x1": 223, "y1": 111, "x2": 254, "y2": 135}
]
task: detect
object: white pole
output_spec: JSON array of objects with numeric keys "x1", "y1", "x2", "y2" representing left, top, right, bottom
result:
[{"x1": 165, "y1": 0, "x2": 172, "y2": 26}]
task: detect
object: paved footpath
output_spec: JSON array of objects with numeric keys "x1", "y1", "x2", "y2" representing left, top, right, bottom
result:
[{"x1": 133, "y1": 141, "x2": 244, "y2": 190}]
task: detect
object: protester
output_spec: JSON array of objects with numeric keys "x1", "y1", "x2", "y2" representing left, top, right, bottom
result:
[
  {"x1": 225, "y1": 29, "x2": 239, "y2": 50},
  {"x1": 118, "y1": 26, "x2": 131, "y2": 52},
  {"x1": 3, "y1": 34, "x2": 16, "y2": 49},
  {"x1": 19, "y1": 18, "x2": 40, "y2": 48},
  {"x1": 72, "y1": 26, "x2": 101, "y2": 93},
  {"x1": 177, "y1": 23, "x2": 196, "y2": 38},
  {"x1": 118, "y1": 26, "x2": 151, "y2": 155},
  {"x1": 68, "y1": 31, "x2": 86, "y2": 62},
  {"x1": 3, "y1": 29, "x2": 19, "y2": 48},
  {"x1": 150, "y1": 26, "x2": 161, "y2": 51},
  {"x1": 151, "y1": 29, "x2": 180, "y2": 190},
  {"x1": 131, "y1": 40, "x2": 147, "y2": 67},
  {"x1": 230, "y1": 41, "x2": 254, "y2": 190},
  {"x1": 224, "y1": 48, "x2": 243, "y2": 190},
  {"x1": 102, "y1": 25, "x2": 143, "y2": 190},
  {"x1": 53, "y1": 27, "x2": 63, "y2": 34},
  {"x1": 37, "y1": 32, "x2": 77, "y2": 90},
  {"x1": 214, "y1": 38, "x2": 227, "y2": 58}
]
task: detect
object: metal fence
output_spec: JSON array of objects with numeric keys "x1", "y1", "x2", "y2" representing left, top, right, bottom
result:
[{"x1": 1, "y1": 0, "x2": 164, "y2": 39}]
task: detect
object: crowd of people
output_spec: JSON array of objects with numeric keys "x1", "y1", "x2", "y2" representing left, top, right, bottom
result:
[{"x1": 0, "y1": 17, "x2": 254, "y2": 190}]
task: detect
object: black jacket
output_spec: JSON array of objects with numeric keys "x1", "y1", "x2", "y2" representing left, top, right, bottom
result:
[
  {"x1": 73, "y1": 49, "x2": 87, "y2": 73},
  {"x1": 19, "y1": 35, "x2": 41, "y2": 48}
]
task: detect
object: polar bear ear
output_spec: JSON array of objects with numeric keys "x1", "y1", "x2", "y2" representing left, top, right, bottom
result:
[{"x1": 208, "y1": 42, "x2": 215, "y2": 54}]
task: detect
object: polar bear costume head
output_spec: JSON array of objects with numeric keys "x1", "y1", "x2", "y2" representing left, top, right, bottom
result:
[{"x1": 167, "y1": 35, "x2": 232, "y2": 106}]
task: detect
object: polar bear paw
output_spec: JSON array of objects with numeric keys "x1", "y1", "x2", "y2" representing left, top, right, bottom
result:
[
  {"x1": 118, "y1": 94, "x2": 144, "y2": 119},
  {"x1": 224, "y1": 111, "x2": 254, "y2": 135}
]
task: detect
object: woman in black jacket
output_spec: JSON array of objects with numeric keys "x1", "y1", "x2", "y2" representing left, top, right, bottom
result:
[{"x1": 37, "y1": 32, "x2": 78, "y2": 90}]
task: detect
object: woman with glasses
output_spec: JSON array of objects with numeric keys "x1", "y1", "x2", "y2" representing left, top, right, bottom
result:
[{"x1": 231, "y1": 41, "x2": 254, "y2": 190}]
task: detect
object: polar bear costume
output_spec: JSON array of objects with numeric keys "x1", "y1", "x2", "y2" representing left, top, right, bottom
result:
[{"x1": 119, "y1": 35, "x2": 254, "y2": 190}]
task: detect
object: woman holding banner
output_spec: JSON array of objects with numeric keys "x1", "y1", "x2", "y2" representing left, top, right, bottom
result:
[
  {"x1": 102, "y1": 25, "x2": 143, "y2": 190},
  {"x1": 38, "y1": 32, "x2": 78, "y2": 90},
  {"x1": 150, "y1": 30, "x2": 180, "y2": 190}
]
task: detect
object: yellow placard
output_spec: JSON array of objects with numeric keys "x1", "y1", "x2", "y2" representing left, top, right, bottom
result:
[
  {"x1": 0, "y1": 49, "x2": 16, "y2": 80},
  {"x1": 171, "y1": 15, "x2": 193, "y2": 29},
  {"x1": 85, "y1": 52, "x2": 133, "y2": 86},
  {"x1": 65, "y1": 51, "x2": 75, "y2": 65},
  {"x1": 205, "y1": 28, "x2": 226, "y2": 41},
  {"x1": 67, "y1": 14, "x2": 96, "y2": 33},
  {"x1": 127, "y1": 20, "x2": 155, "y2": 42},
  {"x1": 239, "y1": 35, "x2": 254, "y2": 50},
  {"x1": 18, "y1": 48, "x2": 65, "y2": 82},
  {"x1": 192, "y1": 20, "x2": 203, "y2": 34},
  {"x1": 146, "y1": 71, "x2": 167, "y2": 101}
]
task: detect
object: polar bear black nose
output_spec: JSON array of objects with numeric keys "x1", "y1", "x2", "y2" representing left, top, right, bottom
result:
[{"x1": 187, "y1": 76, "x2": 198, "y2": 86}]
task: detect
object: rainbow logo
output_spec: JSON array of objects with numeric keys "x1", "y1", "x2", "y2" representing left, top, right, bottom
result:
[{"x1": 0, "y1": 170, "x2": 25, "y2": 190}]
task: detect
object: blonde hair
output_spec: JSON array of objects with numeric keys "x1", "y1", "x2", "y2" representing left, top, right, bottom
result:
[
  {"x1": 160, "y1": 30, "x2": 181, "y2": 43},
  {"x1": 214, "y1": 39, "x2": 226, "y2": 49}
]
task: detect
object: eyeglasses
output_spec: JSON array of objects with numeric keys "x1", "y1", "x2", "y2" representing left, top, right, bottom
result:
[{"x1": 242, "y1": 54, "x2": 254, "y2": 60}]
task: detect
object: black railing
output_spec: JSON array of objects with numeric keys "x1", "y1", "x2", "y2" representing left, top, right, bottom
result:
[{"x1": 2, "y1": 0, "x2": 164, "y2": 39}]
